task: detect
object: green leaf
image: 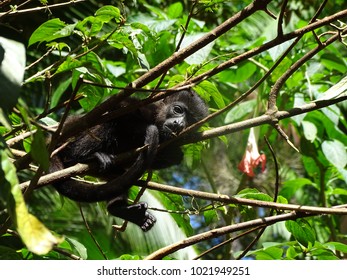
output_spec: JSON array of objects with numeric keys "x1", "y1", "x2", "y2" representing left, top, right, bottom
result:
[
  {"x1": 76, "y1": 16, "x2": 107, "y2": 37},
  {"x1": 51, "y1": 77, "x2": 72, "y2": 108},
  {"x1": 236, "y1": 188, "x2": 273, "y2": 202},
  {"x1": 167, "y1": 2, "x2": 183, "y2": 19},
  {"x1": 28, "y1": 19, "x2": 75, "y2": 47},
  {"x1": 311, "y1": 248, "x2": 339, "y2": 260},
  {"x1": 30, "y1": 128, "x2": 50, "y2": 172},
  {"x1": 279, "y1": 178, "x2": 314, "y2": 200},
  {"x1": 324, "y1": 242, "x2": 347, "y2": 253},
  {"x1": 66, "y1": 237, "x2": 88, "y2": 259},
  {"x1": 316, "y1": 75, "x2": 347, "y2": 101},
  {"x1": 301, "y1": 120, "x2": 317, "y2": 142},
  {"x1": 285, "y1": 220, "x2": 316, "y2": 248},
  {"x1": 95, "y1": 5, "x2": 121, "y2": 22},
  {"x1": 55, "y1": 56, "x2": 85, "y2": 75},
  {"x1": 225, "y1": 99, "x2": 256, "y2": 123},
  {"x1": 219, "y1": 62, "x2": 257, "y2": 84},
  {"x1": 254, "y1": 247, "x2": 283, "y2": 260},
  {"x1": 118, "y1": 254, "x2": 142, "y2": 260},
  {"x1": 321, "y1": 53, "x2": 347, "y2": 74},
  {"x1": 179, "y1": 33, "x2": 214, "y2": 64},
  {"x1": 194, "y1": 80, "x2": 225, "y2": 109},
  {"x1": 285, "y1": 245, "x2": 301, "y2": 259},
  {"x1": 183, "y1": 143, "x2": 204, "y2": 169},
  {"x1": 0, "y1": 245, "x2": 22, "y2": 259},
  {"x1": 108, "y1": 32, "x2": 138, "y2": 55},
  {"x1": 322, "y1": 140, "x2": 347, "y2": 169},
  {"x1": 130, "y1": 22, "x2": 154, "y2": 39},
  {"x1": 203, "y1": 209, "x2": 219, "y2": 226}
]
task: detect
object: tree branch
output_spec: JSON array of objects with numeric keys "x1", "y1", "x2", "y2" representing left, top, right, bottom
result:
[{"x1": 19, "y1": 93, "x2": 347, "y2": 190}]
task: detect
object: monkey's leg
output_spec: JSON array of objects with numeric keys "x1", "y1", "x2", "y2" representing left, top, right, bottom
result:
[{"x1": 107, "y1": 194, "x2": 156, "y2": 232}]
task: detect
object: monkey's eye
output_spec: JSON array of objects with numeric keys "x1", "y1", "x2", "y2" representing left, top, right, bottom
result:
[{"x1": 173, "y1": 105, "x2": 184, "y2": 115}]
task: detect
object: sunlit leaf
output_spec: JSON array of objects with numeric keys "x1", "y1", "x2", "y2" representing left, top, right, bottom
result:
[
  {"x1": 0, "y1": 147, "x2": 62, "y2": 255},
  {"x1": 95, "y1": 5, "x2": 121, "y2": 22},
  {"x1": 236, "y1": 188, "x2": 273, "y2": 202},
  {"x1": 322, "y1": 140, "x2": 347, "y2": 169},
  {"x1": 28, "y1": 19, "x2": 75, "y2": 47},
  {"x1": 301, "y1": 120, "x2": 317, "y2": 142}
]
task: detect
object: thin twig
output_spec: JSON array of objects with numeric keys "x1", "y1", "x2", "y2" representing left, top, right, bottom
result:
[
  {"x1": 79, "y1": 204, "x2": 108, "y2": 260},
  {"x1": 145, "y1": 211, "x2": 309, "y2": 260},
  {"x1": 0, "y1": 0, "x2": 86, "y2": 17}
]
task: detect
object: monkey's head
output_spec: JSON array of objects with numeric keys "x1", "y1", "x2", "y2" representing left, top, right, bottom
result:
[{"x1": 156, "y1": 89, "x2": 208, "y2": 140}]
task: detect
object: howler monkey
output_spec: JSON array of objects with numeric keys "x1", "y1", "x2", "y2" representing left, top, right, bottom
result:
[{"x1": 50, "y1": 89, "x2": 208, "y2": 231}]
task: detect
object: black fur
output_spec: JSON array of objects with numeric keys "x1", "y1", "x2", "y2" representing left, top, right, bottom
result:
[{"x1": 50, "y1": 90, "x2": 208, "y2": 231}]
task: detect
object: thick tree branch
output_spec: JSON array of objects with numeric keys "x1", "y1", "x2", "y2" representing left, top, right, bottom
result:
[
  {"x1": 19, "y1": 93, "x2": 347, "y2": 191},
  {"x1": 144, "y1": 210, "x2": 336, "y2": 259},
  {"x1": 60, "y1": 0, "x2": 272, "y2": 140}
]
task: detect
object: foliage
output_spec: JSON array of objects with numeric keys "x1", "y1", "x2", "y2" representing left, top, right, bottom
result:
[{"x1": 0, "y1": 0, "x2": 347, "y2": 260}]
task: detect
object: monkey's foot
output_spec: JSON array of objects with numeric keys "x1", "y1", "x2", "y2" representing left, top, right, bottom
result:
[{"x1": 107, "y1": 201, "x2": 156, "y2": 232}]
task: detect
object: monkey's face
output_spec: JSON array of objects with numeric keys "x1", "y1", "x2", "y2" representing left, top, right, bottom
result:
[{"x1": 159, "y1": 102, "x2": 187, "y2": 140}]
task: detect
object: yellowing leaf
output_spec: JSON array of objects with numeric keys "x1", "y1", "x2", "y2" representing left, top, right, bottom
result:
[{"x1": 0, "y1": 148, "x2": 63, "y2": 255}]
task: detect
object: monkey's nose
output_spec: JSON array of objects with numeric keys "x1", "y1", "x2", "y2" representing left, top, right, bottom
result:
[{"x1": 167, "y1": 120, "x2": 184, "y2": 134}]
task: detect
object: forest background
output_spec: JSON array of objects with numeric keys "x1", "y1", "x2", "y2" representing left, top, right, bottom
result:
[{"x1": 0, "y1": 0, "x2": 347, "y2": 260}]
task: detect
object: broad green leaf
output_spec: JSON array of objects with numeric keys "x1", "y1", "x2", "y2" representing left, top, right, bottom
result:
[
  {"x1": 285, "y1": 220, "x2": 316, "y2": 248},
  {"x1": 108, "y1": 32, "x2": 138, "y2": 55},
  {"x1": 225, "y1": 99, "x2": 256, "y2": 123},
  {"x1": 279, "y1": 178, "x2": 314, "y2": 200},
  {"x1": 51, "y1": 77, "x2": 72, "y2": 108},
  {"x1": 184, "y1": 143, "x2": 204, "y2": 169},
  {"x1": 194, "y1": 80, "x2": 225, "y2": 109},
  {"x1": 329, "y1": 188, "x2": 347, "y2": 196},
  {"x1": 0, "y1": 245, "x2": 22, "y2": 259},
  {"x1": 55, "y1": 56, "x2": 85, "y2": 75},
  {"x1": 203, "y1": 209, "x2": 219, "y2": 226},
  {"x1": 301, "y1": 120, "x2": 317, "y2": 142},
  {"x1": 254, "y1": 247, "x2": 283, "y2": 260},
  {"x1": 95, "y1": 5, "x2": 121, "y2": 22},
  {"x1": 219, "y1": 62, "x2": 257, "y2": 84},
  {"x1": 322, "y1": 140, "x2": 347, "y2": 169},
  {"x1": 28, "y1": 19, "x2": 75, "y2": 47},
  {"x1": 46, "y1": 41, "x2": 71, "y2": 52},
  {"x1": 324, "y1": 242, "x2": 347, "y2": 253},
  {"x1": 311, "y1": 248, "x2": 339, "y2": 260},
  {"x1": 321, "y1": 53, "x2": 347, "y2": 74},
  {"x1": 180, "y1": 33, "x2": 215, "y2": 65},
  {"x1": 168, "y1": 2, "x2": 183, "y2": 19},
  {"x1": 130, "y1": 22, "x2": 154, "y2": 40},
  {"x1": 167, "y1": 75, "x2": 185, "y2": 88},
  {"x1": 315, "y1": 75, "x2": 347, "y2": 101},
  {"x1": 66, "y1": 237, "x2": 88, "y2": 259},
  {"x1": 285, "y1": 245, "x2": 301, "y2": 259}
]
